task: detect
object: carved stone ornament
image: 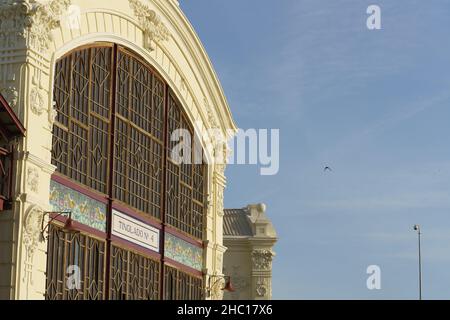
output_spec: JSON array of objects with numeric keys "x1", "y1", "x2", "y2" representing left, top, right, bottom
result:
[
  {"x1": 210, "y1": 275, "x2": 225, "y2": 300},
  {"x1": 30, "y1": 87, "x2": 45, "y2": 115},
  {"x1": 214, "y1": 141, "x2": 231, "y2": 175},
  {"x1": 256, "y1": 278, "x2": 268, "y2": 297},
  {"x1": 48, "y1": 100, "x2": 58, "y2": 129},
  {"x1": 216, "y1": 187, "x2": 224, "y2": 217},
  {"x1": 252, "y1": 249, "x2": 273, "y2": 270},
  {"x1": 27, "y1": 167, "x2": 39, "y2": 193},
  {"x1": 22, "y1": 206, "x2": 44, "y2": 285},
  {"x1": 0, "y1": 0, "x2": 71, "y2": 53},
  {"x1": 0, "y1": 85, "x2": 18, "y2": 109},
  {"x1": 23, "y1": 206, "x2": 44, "y2": 259},
  {"x1": 129, "y1": 0, "x2": 170, "y2": 51},
  {"x1": 204, "y1": 97, "x2": 219, "y2": 129}
]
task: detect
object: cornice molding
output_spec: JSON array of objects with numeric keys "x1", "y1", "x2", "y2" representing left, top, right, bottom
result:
[
  {"x1": 20, "y1": 151, "x2": 57, "y2": 174},
  {"x1": 152, "y1": 0, "x2": 237, "y2": 133}
]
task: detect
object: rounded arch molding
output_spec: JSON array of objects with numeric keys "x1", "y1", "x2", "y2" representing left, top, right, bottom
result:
[
  {"x1": 47, "y1": 3, "x2": 236, "y2": 164},
  {"x1": 52, "y1": 36, "x2": 214, "y2": 164}
]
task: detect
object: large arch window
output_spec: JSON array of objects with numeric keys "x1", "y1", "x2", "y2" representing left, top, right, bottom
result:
[
  {"x1": 51, "y1": 43, "x2": 207, "y2": 240},
  {"x1": 49, "y1": 43, "x2": 206, "y2": 300}
]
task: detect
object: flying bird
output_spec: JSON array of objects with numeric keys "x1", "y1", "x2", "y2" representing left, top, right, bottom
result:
[{"x1": 324, "y1": 166, "x2": 332, "y2": 172}]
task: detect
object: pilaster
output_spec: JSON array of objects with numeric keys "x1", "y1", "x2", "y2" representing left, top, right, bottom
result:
[{"x1": 0, "y1": 0, "x2": 68, "y2": 300}]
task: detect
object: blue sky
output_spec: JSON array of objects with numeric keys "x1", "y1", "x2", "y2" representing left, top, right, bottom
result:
[{"x1": 182, "y1": 0, "x2": 450, "y2": 299}]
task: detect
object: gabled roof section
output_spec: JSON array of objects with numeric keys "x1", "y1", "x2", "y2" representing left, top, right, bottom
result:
[
  {"x1": 223, "y1": 208, "x2": 254, "y2": 237},
  {"x1": 0, "y1": 93, "x2": 25, "y2": 142}
]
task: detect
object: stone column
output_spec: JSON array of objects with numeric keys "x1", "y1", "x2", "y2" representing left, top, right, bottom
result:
[
  {"x1": 251, "y1": 249, "x2": 274, "y2": 300},
  {"x1": 205, "y1": 162, "x2": 228, "y2": 300}
]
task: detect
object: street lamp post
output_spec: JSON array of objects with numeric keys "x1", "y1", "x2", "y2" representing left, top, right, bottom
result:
[{"x1": 413, "y1": 224, "x2": 422, "y2": 300}]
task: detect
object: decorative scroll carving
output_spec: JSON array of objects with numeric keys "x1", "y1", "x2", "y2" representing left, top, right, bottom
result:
[
  {"x1": 22, "y1": 206, "x2": 44, "y2": 285},
  {"x1": 0, "y1": 85, "x2": 18, "y2": 109},
  {"x1": 0, "y1": 0, "x2": 71, "y2": 53},
  {"x1": 210, "y1": 275, "x2": 224, "y2": 300},
  {"x1": 252, "y1": 249, "x2": 273, "y2": 270},
  {"x1": 256, "y1": 277, "x2": 268, "y2": 297},
  {"x1": 129, "y1": 0, "x2": 170, "y2": 51},
  {"x1": 23, "y1": 206, "x2": 43, "y2": 258},
  {"x1": 205, "y1": 97, "x2": 218, "y2": 129},
  {"x1": 30, "y1": 87, "x2": 45, "y2": 115},
  {"x1": 27, "y1": 167, "x2": 39, "y2": 193},
  {"x1": 48, "y1": 101, "x2": 58, "y2": 129},
  {"x1": 214, "y1": 141, "x2": 231, "y2": 176},
  {"x1": 216, "y1": 187, "x2": 224, "y2": 217}
]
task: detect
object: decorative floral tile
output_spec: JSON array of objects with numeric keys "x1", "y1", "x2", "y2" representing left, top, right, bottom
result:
[
  {"x1": 165, "y1": 233, "x2": 203, "y2": 271},
  {"x1": 49, "y1": 180, "x2": 107, "y2": 232}
]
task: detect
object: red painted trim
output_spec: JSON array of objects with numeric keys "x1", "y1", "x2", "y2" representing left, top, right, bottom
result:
[
  {"x1": 51, "y1": 174, "x2": 109, "y2": 204},
  {"x1": 164, "y1": 258, "x2": 203, "y2": 278},
  {"x1": 0, "y1": 93, "x2": 26, "y2": 137},
  {"x1": 165, "y1": 225, "x2": 203, "y2": 248},
  {"x1": 51, "y1": 176, "x2": 203, "y2": 249},
  {"x1": 50, "y1": 214, "x2": 107, "y2": 239},
  {"x1": 111, "y1": 201, "x2": 162, "y2": 230},
  {"x1": 111, "y1": 235, "x2": 161, "y2": 260}
]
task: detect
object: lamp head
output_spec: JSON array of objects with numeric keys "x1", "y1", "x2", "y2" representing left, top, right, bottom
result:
[
  {"x1": 63, "y1": 217, "x2": 79, "y2": 234},
  {"x1": 413, "y1": 224, "x2": 420, "y2": 231},
  {"x1": 222, "y1": 276, "x2": 235, "y2": 292}
]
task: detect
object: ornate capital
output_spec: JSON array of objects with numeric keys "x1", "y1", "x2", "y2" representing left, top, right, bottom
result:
[
  {"x1": 252, "y1": 249, "x2": 273, "y2": 270},
  {"x1": 0, "y1": 0, "x2": 71, "y2": 53},
  {"x1": 129, "y1": 0, "x2": 170, "y2": 51}
]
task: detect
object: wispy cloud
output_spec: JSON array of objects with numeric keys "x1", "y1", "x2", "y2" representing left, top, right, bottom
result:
[{"x1": 184, "y1": 0, "x2": 450, "y2": 299}]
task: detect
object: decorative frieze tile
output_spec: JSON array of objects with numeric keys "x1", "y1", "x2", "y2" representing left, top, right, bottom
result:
[
  {"x1": 49, "y1": 180, "x2": 107, "y2": 232},
  {"x1": 165, "y1": 233, "x2": 203, "y2": 271}
]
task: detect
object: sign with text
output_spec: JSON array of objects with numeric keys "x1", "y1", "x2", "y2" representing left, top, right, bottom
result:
[{"x1": 112, "y1": 210, "x2": 160, "y2": 252}]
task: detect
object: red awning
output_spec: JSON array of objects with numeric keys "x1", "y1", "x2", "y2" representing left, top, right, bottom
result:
[{"x1": 0, "y1": 92, "x2": 25, "y2": 142}]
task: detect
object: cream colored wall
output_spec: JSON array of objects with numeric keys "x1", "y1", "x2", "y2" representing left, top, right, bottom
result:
[
  {"x1": 0, "y1": 0, "x2": 236, "y2": 300},
  {"x1": 223, "y1": 241, "x2": 277, "y2": 300},
  {"x1": 223, "y1": 243, "x2": 253, "y2": 299},
  {"x1": 223, "y1": 205, "x2": 278, "y2": 300}
]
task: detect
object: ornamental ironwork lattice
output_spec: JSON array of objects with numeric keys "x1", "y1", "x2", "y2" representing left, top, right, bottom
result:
[
  {"x1": 109, "y1": 245, "x2": 160, "y2": 300},
  {"x1": 51, "y1": 44, "x2": 206, "y2": 239},
  {"x1": 50, "y1": 44, "x2": 207, "y2": 301},
  {"x1": 45, "y1": 224, "x2": 105, "y2": 300},
  {"x1": 164, "y1": 265, "x2": 203, "y2": 300}
]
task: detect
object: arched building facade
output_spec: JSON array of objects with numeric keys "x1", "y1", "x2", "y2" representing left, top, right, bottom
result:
[{"x1": 0, "y1": 0, "x2": 236, "y2": 300}]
